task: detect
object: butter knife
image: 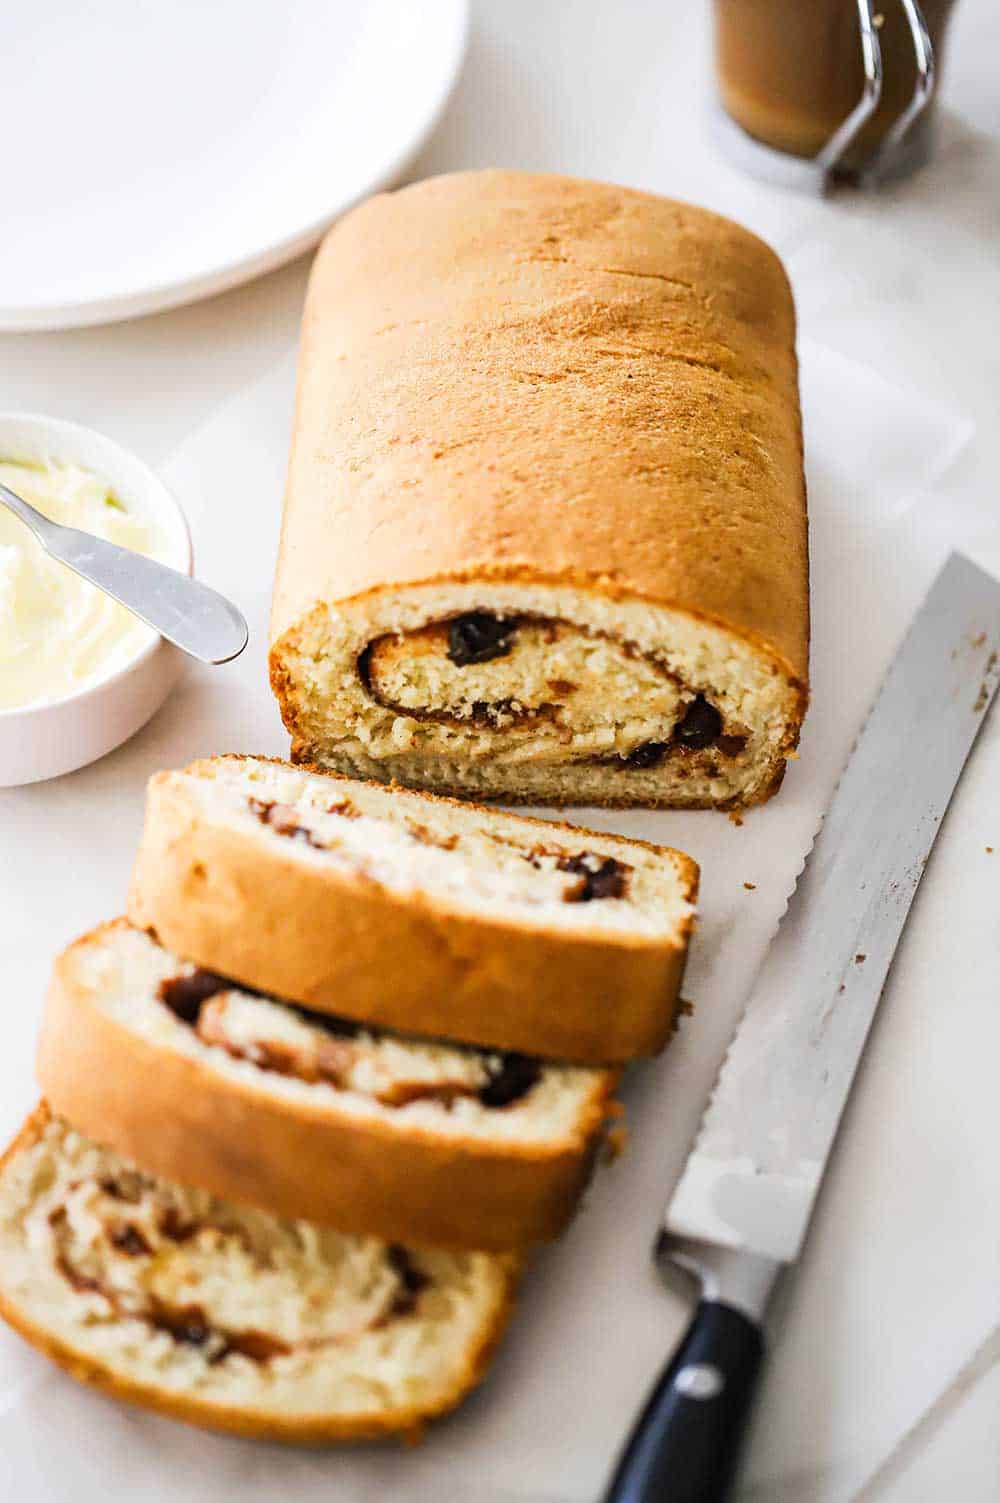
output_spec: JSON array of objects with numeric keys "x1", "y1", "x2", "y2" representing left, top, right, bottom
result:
[
  {"x1": 602, "y1": 552, "x2": 1000, "y2": 1503},
  {"x1": 0, "y1": 480, "x2": 248, "y2": 664}
]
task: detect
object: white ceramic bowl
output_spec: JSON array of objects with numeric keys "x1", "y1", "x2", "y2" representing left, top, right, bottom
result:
[{"x1": 0, "y1": 413, "x2": 192, "y2": 787}]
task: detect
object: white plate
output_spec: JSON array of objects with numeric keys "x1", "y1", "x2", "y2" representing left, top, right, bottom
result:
[{"x1": 2, "y1": 0, "x2": 468, "y2": 331}]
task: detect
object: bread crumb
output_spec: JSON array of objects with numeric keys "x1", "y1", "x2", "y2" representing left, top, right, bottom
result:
[
  {"x1": 972, "y1": 631, "x2": 987, "y2": 647},
  {"x1": 855, "y1": 953, "x2": 866, "y2": 964},
  {"x1": 668, "y1": 997, "x2": 694, "y2": 1038},
  {"x1": 728, "y1": 811, "x2": 744, "y2": 827},
  {"x1": 743, "y1": 881, "x2": 756, "y2": 890},
  {"x1": 987, "y1": 846, "x2": 994, "y2": 854}
]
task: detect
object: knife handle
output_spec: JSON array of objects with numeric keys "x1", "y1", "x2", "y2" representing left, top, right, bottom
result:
[{"x1": 601, "y1": 1300, "x2": 764, "y2": 1503}]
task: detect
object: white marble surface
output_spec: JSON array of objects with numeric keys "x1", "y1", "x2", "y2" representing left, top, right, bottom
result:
[{"x1": 1, "y1": 2, "x2": 998, "y2": 1497}]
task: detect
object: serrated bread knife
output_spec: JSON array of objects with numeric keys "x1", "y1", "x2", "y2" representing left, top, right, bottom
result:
[{"x1": 602, "y1": 553, "x2": 1000, "y2": 1503}]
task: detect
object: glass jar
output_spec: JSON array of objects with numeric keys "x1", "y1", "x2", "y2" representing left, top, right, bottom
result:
[{"x1": 712, "y1": 0, "x2": 957, "y2": 180}]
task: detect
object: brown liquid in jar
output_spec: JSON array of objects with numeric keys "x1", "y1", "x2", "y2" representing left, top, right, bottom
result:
[{"x1": 713, "y1": 0, "x2": 956, "y2": 169}]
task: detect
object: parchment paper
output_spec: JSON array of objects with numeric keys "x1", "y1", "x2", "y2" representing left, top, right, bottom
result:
[{"x1": 0, "y1": 339, "x2": 980, "y2": 1501}]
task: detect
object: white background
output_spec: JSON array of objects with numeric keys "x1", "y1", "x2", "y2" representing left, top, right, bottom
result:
[{"x1": 1, "y1": 3, "x2": 998, "y2": 1498}]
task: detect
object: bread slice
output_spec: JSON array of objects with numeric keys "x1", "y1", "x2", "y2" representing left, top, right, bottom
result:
[
  {"x1": 269, "y1": 170, "x2": 808, "y2": 809},
  {"x1": 0, "y1": 1107, "x2": 517, "y2": 1443},
  {"x1": 38, "y1": 921, "x2": 618, "y2": 1251},
  {"x1": 126, "y1": 755, "x2": 698, "y2": 1062}
]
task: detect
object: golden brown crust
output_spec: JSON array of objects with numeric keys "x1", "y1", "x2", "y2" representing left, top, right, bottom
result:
[
  {"x1": 0, "y1": 1106, "x2": 519, "y2": 1443},
  {"x1": 270, "y1": 169, "x2": 808, "y2": 721},
  {"x1": 36, "y1": 923, "x2": 619, "y2": 1252},
  {"x1": 126, "y1": 759, "x2": 699, "y2": 1062}
]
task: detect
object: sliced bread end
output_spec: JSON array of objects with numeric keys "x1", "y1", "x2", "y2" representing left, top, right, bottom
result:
[{"x1": 0, "y1": 1107, "x2": 518, "y2": 1443}]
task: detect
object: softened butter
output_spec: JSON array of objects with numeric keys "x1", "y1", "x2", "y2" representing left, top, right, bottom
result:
[{"x1": 0, "y1": 459, "x2": 167, "y2": 708}]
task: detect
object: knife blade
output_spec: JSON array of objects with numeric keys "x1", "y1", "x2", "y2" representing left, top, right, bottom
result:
[
  {"x1": 603, "y1": 552, "x2": 1000, "y2": 1503},
  {"x1": 0, "y1": 480, "x2": 248, "y2": 665}
]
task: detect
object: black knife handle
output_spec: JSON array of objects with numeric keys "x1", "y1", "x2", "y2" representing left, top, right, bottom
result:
[{"x1": 601, "y1": 1300, "x2": 764, "y2": 1503}]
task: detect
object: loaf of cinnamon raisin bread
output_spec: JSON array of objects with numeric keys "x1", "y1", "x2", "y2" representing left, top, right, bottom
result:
[
  {"x1": 127, "y1": 755, "x2": 697, "y2": 1062},
  {"x1": 38, "y1": 922, "x2": 618, "y2": 1251},
  {"x1": 270, "y1": 170, "x2": 808, "y2": 809},
  {"x1": 0, "y1": 1107, "x2": 517, "y2": 1442}
]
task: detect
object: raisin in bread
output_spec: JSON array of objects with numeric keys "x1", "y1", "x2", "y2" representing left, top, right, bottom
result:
[
  {"x1": 38, "y1": 922, "x2": 618, "y2": 1251},
  {"x1": 0, "y1": 1107, "x2": 517, "y2": 1442},
  {"x1": 270, "y1": 170, "x2": 808, "y2": 810},
  {"x1": 127, "y1": 755, "x2": 697, "y2": 1063}
]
